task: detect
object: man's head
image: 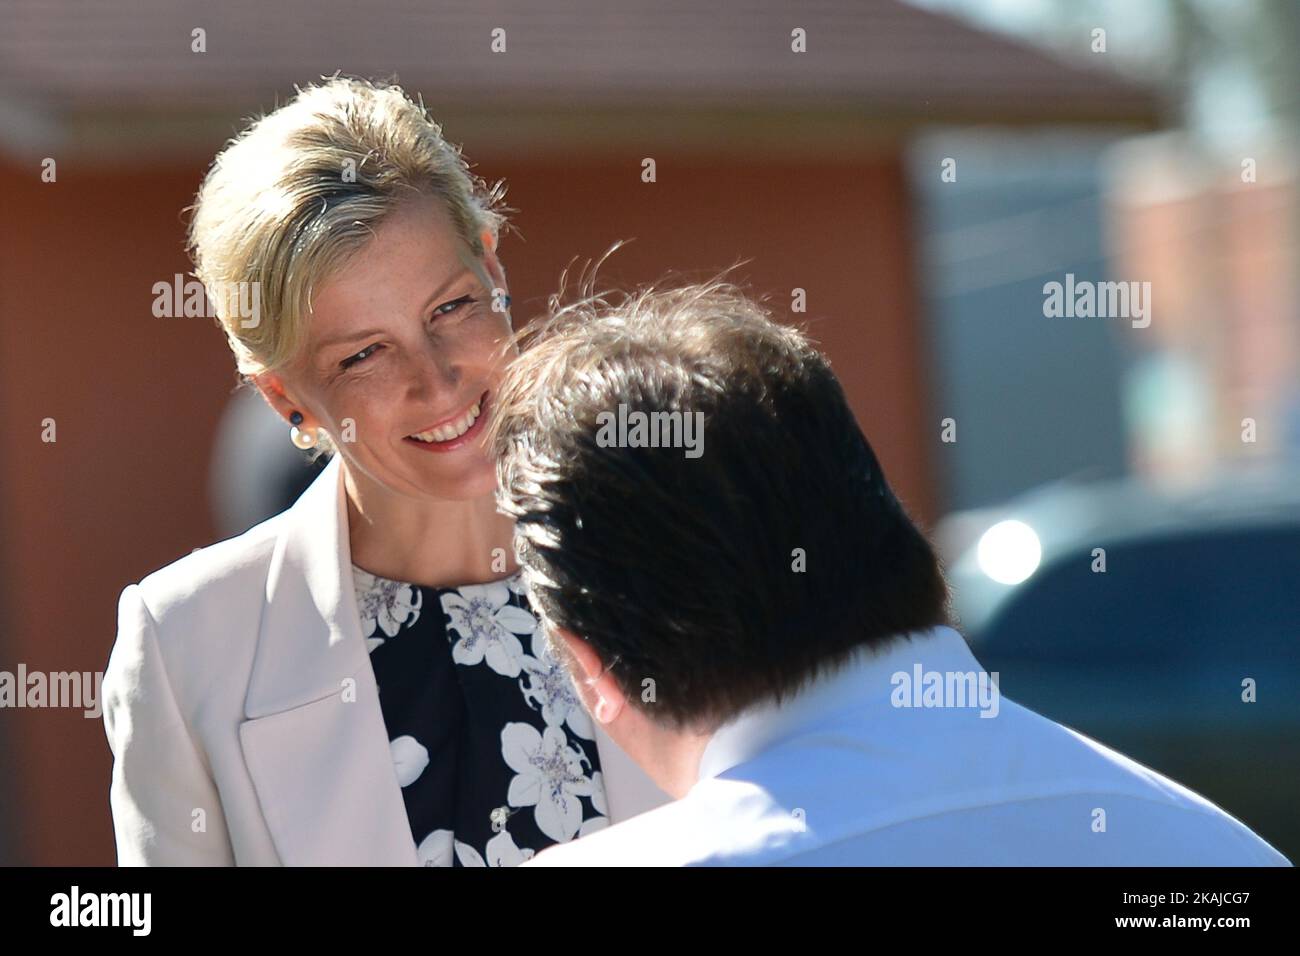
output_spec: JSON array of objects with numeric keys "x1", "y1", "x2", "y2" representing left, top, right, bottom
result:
[{"x1": 490, "y1": 279, "x2": 949, "y2": 792}]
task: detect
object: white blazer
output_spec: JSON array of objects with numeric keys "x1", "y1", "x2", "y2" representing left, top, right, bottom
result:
[{"x1": 102, "y1": 454, "x2": 671, "y2": 865}]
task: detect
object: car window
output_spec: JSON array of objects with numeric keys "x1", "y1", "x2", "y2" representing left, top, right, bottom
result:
[{"x1": 972, "y1": 525, "x2": 1300, "y2": 674}]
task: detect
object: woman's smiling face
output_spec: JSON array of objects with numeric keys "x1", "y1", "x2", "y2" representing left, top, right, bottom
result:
[{"x1": 257, "y1": 193, "x2": 514, "y2": 501}]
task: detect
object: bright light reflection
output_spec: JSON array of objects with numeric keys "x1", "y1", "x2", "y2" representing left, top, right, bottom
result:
[{"x1": 977, "y1": 519, "x2": 1042, "y2": 585}]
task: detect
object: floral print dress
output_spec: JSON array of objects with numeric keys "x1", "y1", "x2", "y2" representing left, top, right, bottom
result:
[{"x1": 352, "y1": 565, "x2": 609, "y2": 866}]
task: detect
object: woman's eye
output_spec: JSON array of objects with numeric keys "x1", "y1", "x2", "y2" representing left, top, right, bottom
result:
[
  {"x1": 340, "y1": 344, "x2": 380, "y2": 369},
  {"x1": 336, "y1": 297, "x2": 474, "y2": 371},
  {"x1": 433, "y1": 294, "x2": 475, "y2": 317}
]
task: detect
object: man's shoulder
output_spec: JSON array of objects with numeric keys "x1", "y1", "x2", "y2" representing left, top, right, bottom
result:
[
  {"x1": 525, "y1": 778, "x2": 812, "y2": 866},
  {"x1": 525, "y1": 746, "x2": 1293, "y2": 867},
  {"x1": 526, "y1": 798, "x2": 700, "y2": 866},
  {"x1": 890, "y1": 698, "x2": 1293, "y2": 865},
  {"x1": 528, "y1": 680, "x2": 1293, "y2": 867},
  {"x1": 1033, "y1": 723, "x2": 1291, "y2": 864}
]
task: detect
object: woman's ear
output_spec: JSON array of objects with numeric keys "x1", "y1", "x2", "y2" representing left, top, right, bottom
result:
[
  {"x1": 250, "y1": 371, "x2": 309, "y2": 427},
  {"x1": 457, "y1": 232, "x2": 507, "y2": 304},
  {"x1": 480, "y1": 230, "x2": 508, "y2": 288}
]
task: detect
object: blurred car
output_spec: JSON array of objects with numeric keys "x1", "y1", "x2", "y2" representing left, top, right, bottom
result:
[{"x1": 936, "y1": 468, "x2": 1300, "y2": 862}]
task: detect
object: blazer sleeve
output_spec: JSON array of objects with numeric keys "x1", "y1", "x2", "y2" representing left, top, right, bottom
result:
[{"x1": 102, "y1": 584, "x2": 235, "y2": 865}]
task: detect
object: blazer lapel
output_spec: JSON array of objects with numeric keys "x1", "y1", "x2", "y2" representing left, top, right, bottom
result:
[{"x1": 239, "y1": 455, "x2": 419, "y2": 866}]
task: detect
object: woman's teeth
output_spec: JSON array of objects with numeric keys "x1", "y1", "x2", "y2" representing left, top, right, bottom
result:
[{"x1": 410, "y1": 402, "x2": 481, "y2": 443}]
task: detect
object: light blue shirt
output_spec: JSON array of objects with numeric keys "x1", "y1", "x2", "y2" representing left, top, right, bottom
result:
[{"x1": 527, "y1": 626, "x2": 1291, "y2": 866}]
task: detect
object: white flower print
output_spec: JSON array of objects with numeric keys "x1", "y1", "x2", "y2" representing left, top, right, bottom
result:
[
  {"x1": 373, "y1": 569, "x2": 608, "y2": 863},
  {"x1": 454, "y1": 830, "x2": 536, "y2": 867},
  {"x1": 416, "y1": 829, "x2": 454, "y2": 867},
  {"x1": 501, "y1": 722, "x2": 594, "y2": 843},
  {"x1": 353, "y1": 566, "x2": 422, "y2": 646},
  {"x1": 390, "y1": 734, "x2": 429, "y2": 787},
  {"x1": 441, "y1": 581, "x2": 536, "y2": 677},
  {"x1": 488, "y1": 829, "x2": 538, "y2": 865},
  {"x1": 454, "y1": 840, "x2": 484, "y2": 867},
  {"x1": 589, "y1": 771, "x2": 608, "y2": 817},
  {"x1": 573, "y1": 771, "x2": 609, "y2": 837},
  {"x1": 582, "y1": 780, "x2": 611, "y2": 837},
  {"x1": 576, "y1": 774, "x2": 609, "y2": 837},
  {"x1": 519, "y1": 627, "x2": 595, "y2": 740}
]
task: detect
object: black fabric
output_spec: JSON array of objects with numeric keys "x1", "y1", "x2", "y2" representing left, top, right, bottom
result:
[{"x1": 352, "y1": 567, "x2": 608, "y2": 866}]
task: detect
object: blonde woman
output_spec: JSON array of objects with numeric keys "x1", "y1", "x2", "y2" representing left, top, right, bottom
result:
[{"x1": 101, "y1": 76, "x2": 668, "y2": 866}]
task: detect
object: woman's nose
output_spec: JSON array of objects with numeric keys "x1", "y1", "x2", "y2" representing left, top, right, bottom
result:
[{"x1": 404, "y1": 338, "x2": 460, "y2": 401}]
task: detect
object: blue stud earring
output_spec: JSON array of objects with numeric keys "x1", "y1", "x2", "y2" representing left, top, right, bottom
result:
[{"x1": 289, "y1": 411, "x2": 303, "y2": 426}]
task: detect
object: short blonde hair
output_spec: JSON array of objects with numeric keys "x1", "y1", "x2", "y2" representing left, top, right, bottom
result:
[{"x1": 187, "y1": 75, "x2": 511, "y2": 380}]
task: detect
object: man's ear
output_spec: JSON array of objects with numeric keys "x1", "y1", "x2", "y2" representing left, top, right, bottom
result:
[{"x1": 553, "y1": 627, "x2": 624, "y2": 725}]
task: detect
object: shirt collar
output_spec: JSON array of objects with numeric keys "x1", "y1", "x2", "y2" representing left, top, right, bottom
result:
[{"x1": 694, "y1": 625, "x2": 980, "y2": 783}]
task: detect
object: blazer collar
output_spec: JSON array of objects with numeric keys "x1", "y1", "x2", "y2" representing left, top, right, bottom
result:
[
  {"x1": 239, "y1": 453, "x2": 419, "y2": 865},
  {"x1": 244, "y1": 454, "x2": 368, "y2": 720}
]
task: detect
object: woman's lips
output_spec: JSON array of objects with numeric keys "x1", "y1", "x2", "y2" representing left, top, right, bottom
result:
[{"x1": 403, "y1": 390, "x2": 491, "y2": 454}]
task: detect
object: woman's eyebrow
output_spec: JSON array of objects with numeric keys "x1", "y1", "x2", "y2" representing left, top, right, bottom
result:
[
  {"x1": 314, "y1": 267, "x2": 475, "y2": 351},
  {"x1": 315, "y1": 326, "x2": 388, "y2": 351}
]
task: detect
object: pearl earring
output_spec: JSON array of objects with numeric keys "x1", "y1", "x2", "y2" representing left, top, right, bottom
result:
[{"x1": 288, "y1": 411, "x2": 317, "y2": 449}]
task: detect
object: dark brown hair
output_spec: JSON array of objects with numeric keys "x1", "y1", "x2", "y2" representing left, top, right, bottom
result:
[{"x1": 490, "y1": 277, "x2": 950, "y2": 732}]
